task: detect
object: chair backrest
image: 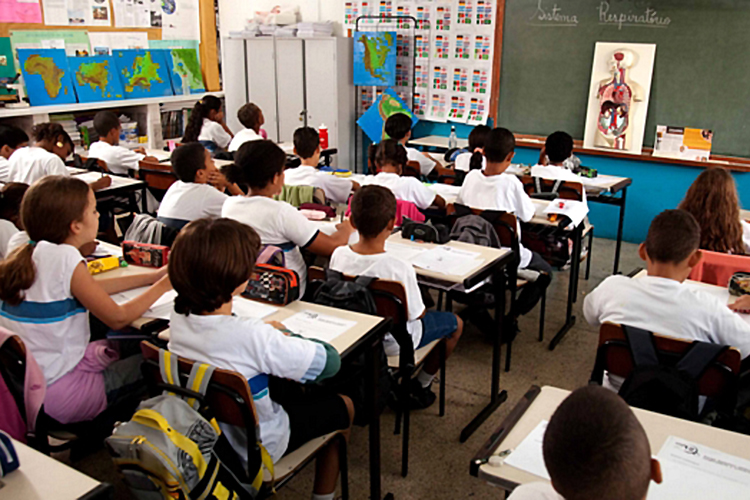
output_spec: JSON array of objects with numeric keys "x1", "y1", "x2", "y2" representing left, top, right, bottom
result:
[
  {"x1": 138, "y1": 160, "x2": 177, "y2": 190},
  {"x1": 592, "y1": 323, "x2": 741, "y2": 399},
  {"x1": 688, "y1": 250, "x2": 750, "y2": 287},
  {"x1": 520, "y1": 175, "x2": 584, "y2": 201},
  {"x1": 433, "y1": 165, "x2": 457, "y2": 185},
  {"x1": 140, "y1": 341, "x2": 260, "y2": 430},
  {"x1": 404, "y1": 161, "x2": 421, "y2": 178},
  {"x1": 447, "y1": 203, "x2": 519, "y2": 251},
  {"x1": 77, "y1": 155, "x2": 110, "y2": 173}
]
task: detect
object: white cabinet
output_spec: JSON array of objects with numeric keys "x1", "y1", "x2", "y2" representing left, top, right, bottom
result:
[{"x1": 222, "y1": 36, "x2": 354, "y2": 168}]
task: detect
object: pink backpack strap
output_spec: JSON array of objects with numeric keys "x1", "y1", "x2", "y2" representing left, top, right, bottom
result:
[{"x1": 0, "y1": 328, "x2": 46, "y2": 438}]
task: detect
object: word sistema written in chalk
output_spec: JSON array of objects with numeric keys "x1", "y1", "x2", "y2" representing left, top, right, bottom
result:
[
  {"x1": 530, "y1": 0, "x2": 579, "y2": 25},
  {"x1": 598, "y1": 1, "x2": 671, "y2": 30}
]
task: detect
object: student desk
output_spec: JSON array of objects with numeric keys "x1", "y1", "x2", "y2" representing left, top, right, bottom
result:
[
  {"x1": 74, "y1": 171, "x2": 149, "y2": 213},
  {"x1": 470, "y1": 385, "x2": 750, "y2": 495},
  {"x1": 66, "y1": 166, "x2": 89, "y2": 175},
  {"x1": 2, "y1": 437, "x2": 112, "y2": 499},
  {"x1": 385, "y1": 232, "x2": 517, "y2": 442}
]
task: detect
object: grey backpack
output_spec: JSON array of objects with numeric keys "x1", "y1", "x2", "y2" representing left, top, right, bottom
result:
[{"x1": 449, "y1": 214, "x2": 502, "y2": 248}]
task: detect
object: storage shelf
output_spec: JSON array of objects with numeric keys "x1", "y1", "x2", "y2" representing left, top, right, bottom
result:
[{"x1": 0, "y1": 92, "x2": 224, "y2": 119}]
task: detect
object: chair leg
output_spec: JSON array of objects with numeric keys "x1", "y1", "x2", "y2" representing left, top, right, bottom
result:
[
  {"x1": 394, "y1": 405, "x2": 402, "y2": 435},
  {"x1": 505, "y1": 338, "x2": 512, "y2": 372},
  {"x1": 439, "y1": 341, "x2": 446, "y2": 417},
  {"x1": 538, "y1": 290, "x2": 546, "y2": 342},
  {"x1": 437, "y1": 290, "x2": 443, "y2": 311},
  {"x1": 446, "y1": 295, "x2": 453, "y2": 313},
  {"x1": 585, "y1": 230, "x2": 594, "y2": 280},
  {"x1": 401, "y1": 394, "x2": 410, "y2": 478},
  {"x1": 338, "y1": 434, "x2": 349, "y2": 500}
]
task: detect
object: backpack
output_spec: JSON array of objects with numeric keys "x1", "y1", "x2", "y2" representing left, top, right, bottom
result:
[
  {"x1": 617, "y1": 325, "x2": 729, "y2": 421},
  {"x1": 449, "y1": 214, "x2": 502, "y2": 249},
  {"x1": 106, "y1": 349, "x2": 274, "y2": 499},
  {"x1": 257, "y1": 245, "x2": 286, "y2": 268},
  {"x1": 311, "y1": 269, "x2": 392, "y2": 425},
  {"x1": 400, "y1": 217, "x2": 450, "y2": 244}
]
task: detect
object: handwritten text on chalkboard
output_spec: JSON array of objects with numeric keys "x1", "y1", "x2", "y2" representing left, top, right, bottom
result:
[
  {"x1": 598, "y1": 1, "x2": 671, "y2": 30},
  {"x1": 529, "y1": 0, "x2": 579, "y2": 26}
]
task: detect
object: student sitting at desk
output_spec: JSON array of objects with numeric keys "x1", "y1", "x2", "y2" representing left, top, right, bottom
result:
[
  {"x1": 0, "y1": 124, "x2": 29, "y2": 182},
  {"x1": 0, "y1": 183, "x2": 28, "y2": 260},
  {"x1": 0, "y1": 176, "x2": 171, "y2": 424},
  {"x1": 330, "y1": 186, "x2": 463, "y2": 408},
  {"x1": 531, "y1": 131, "x2": 583, "y2": 184},
  {"x1": 678, "y1": 167, "x2": 750, "y2": 254},
  {"x1": 157, "y1": 143, "x2": 241, "y2": 230},
  {"x1": 364, "y1": 139, "x2": 446, "y2": 210},
  {"x1": 167, "y1": 218, "x2": 353, "y2": 500},
  {"x1": 584, "y1": 209, "x2": 750, "y2": 391},
  {"x1": 228, "y1": 102, "x2": 265, "y2": 153},
  {"x1": 284, "y1": 126, "x2": 359, "y2": 205},
  {"x1": 384, "y1": 112, "x2": 439, "y2": 177},
  {"x1": 454, "y1": 124, "x2": 490, "y2": 172},
  {"x1": 8, "y1": 123, "x2": 111, "y2": 191},
  {"x1": 182, "y1": 95, "x2": 233, "y2": 153},
  {"x1": 88, "y1": 111, "x2": 157, "y2": 175},
  {"x1": 508, "y1": 385, "x2": 662, "y2": 500},
  {"x1": 223, "y1": 140, "x2": 355, "y2": 296}
]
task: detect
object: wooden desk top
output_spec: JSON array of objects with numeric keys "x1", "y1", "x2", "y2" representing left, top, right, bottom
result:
[
  {"x1": 3, "y1": 438, "x2": 106, "y2": 500},
  {"x1": 477, "y1": 385, "x2": 750, "y2": 489},
  {"x1": 75, "y1": 171, "x2": 146, "y2": 192}
]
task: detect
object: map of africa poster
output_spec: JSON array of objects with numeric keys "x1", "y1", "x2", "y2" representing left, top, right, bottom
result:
[
  {"x1": 112, "y1": 49, "x2": 174, "y2": 99},
  {"x1": 353, "y1": 31, "x2": 396, "y2": 87},
  {"x1": 357, "y1": 88, "x2": 417, "y2": 143},
  {"x1": 17, "y1": 48, "x2": 77, "y2": 106},
  {"x1": 68, "y1": 55, "x2": 125, "y2": 103},
  {"x1": 163, "y1": 48, "x2": 205, "y2": 95}
]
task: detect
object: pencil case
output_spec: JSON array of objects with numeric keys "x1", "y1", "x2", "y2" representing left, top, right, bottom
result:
[
  {"x1": 88, "y1": 256, "x2": 127, "y2": 275},
  {"x1": 729, "y1": 272, "x2": 750, "y2": 296},
  {"x1": 122, "y1": 241, "x2": 170, "y2": 267},
  {"x1": 243, "y1": 264, "x2": 300, "y2": 305}
]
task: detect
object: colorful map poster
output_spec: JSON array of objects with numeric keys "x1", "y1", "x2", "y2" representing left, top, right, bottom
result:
[
  {"x1": 357, "y1": 88, "x2": 417, "y2": 143},
  {"x1": 353, "y1": 31, "x2": 396, "y2": 86},
  {"x1": 162, "y1": 48, "x2": 204, "y2": 94},
  {"x1": 69, "y1": 55, "x2": 125, "y2": 103},
  {"x1": 17, "y1": 48, "x2": 77, "y2": 106},
  {"x1": 112, "y1": 49, "x2": 174, "y2": 99}
]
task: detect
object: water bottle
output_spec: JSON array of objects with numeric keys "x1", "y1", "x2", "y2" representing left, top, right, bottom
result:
[
  {"x1": 448, "y1": 126, "x2": 458, "y2": 149},
  {"x1": 319, "y1": 124, "x2": 329, "y2": 150}
]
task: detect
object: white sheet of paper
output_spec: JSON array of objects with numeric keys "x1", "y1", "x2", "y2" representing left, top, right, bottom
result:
[
  {"x1": 384, "y1": 241, "x2": 427, "y2": 263},
  {"x1": 282, "y1": 310, "x2": 356, "y2": 343},
  {"x1": 543, "y1": 198, "x2": 589, "y2": 228},
  {"x1": 503, "y1": 420, "x2": 551, "y2": 480},
  {"x1": 648, "y1": 436, "x2": 750, "y2": 499},
  {"x1": 231, "y1": 298, "x2": 278, "y2": 319},
  {"x1": 411, "y1": 246, "x2": 483, "y2": 276}
]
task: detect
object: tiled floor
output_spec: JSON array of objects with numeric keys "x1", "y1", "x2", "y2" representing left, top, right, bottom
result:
[{"x1": 71, "y1": 237, "x2": 644, "y2": 500}]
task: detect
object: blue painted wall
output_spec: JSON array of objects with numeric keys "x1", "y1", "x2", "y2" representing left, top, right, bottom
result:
[{"x1": 412, "y1": 120, "x2": 750, "y2": 244}]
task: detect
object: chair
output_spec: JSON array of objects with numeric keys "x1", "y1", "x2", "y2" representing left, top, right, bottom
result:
[
  {"x1": 404, "y1": 160, "x2": 421, "y2": 178},
  {"x1": 307, "y1": 266, "x2": 446, "y2": 478},
  {"x1": 447, "y1": 204, "x2": 547, "y2": 371},
  {"x1": 520, "y1": 175, "x2": 595, "y2": 280},
  {"x1": 139, "y1": 341, "x2": 349, "y2": 499},
  {"x1": 434, "y1": 165, "x2": 458, "y2": 185},
  {"x1": 688, "y1": 250, "x2": 750, "y2": 287},
  {"x1": 138, "y1": 159, "x2": 177, "y2": 191},
  {"x1": 590, "y1": 323, "x2": 741, "y2": 416}
]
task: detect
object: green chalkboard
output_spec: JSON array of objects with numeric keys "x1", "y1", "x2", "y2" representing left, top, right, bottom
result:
[{"x1": 497, "y1": 0, "x2": 750, "y2": 157}]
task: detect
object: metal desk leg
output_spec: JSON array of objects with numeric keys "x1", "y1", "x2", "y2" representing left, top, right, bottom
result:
[
  {"x1": 549, "y1": 224, "x2": 582, "y2": 350},
  {"x1": 365, "y1": 336, "x2": 385, "y2": 499},
  {"x1": 459, "y1": 263, "x2": 509, "y2": 443},
  {"x1": 141, "y1": 186, "x2": 148, "y2": 213},
  {"x1": 613, "y1": 187, "x2": 627, "y2": 275}
]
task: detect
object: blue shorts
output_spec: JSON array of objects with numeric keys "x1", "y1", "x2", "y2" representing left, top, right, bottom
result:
[{"x1": 418, "y1": 311, "x2": 458, "y2": 348}]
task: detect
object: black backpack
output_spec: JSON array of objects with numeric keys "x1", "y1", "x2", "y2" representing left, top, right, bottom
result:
[
  {"x1": 311, "y1": 269, "x2": 392, "y2": 425},
  {"x1": 617, "y1": 325, "x2": 728, "y2": 421}
]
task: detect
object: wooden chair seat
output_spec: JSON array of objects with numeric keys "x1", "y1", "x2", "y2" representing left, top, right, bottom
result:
[
  {"x1": 388, "y1": 340, "x2": 440, "y2": 370},
  {"x1": 264, "y1": 431, "x2": 345, "y2": 482}
]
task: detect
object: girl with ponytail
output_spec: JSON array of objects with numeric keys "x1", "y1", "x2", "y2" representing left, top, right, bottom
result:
[
  {"x1": 182, "y1": 95, "x2": 233, "y2": 153},
  {"x1": 0, "y1": 176, "x2": 171, "y2": 424},
  {"x1": 454, "y1": 125, "x2": 490, "y2": 172}
]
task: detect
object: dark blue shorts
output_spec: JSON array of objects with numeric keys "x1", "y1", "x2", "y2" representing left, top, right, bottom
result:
[{"x1": 418, "y1": 311, "x2": 458, "y2": 348}]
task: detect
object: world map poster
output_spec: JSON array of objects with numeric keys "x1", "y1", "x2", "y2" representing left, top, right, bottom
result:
[
  {"x1": 17, "y1": 48, "x2": 77, "y2": 106},
  {"x1": 69, "y1": 55, "x2": 125, "y2": 103},
  {"x1": 112, "y1": 49, "x2": 174, "y2": 99},
  {"x1": 353, "y1": 31, "x2": 396, "y2": 87}
]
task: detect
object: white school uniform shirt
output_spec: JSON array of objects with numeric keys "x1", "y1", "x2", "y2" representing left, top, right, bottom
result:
[
  {"x1": 329, "y1": 245, "x2": 424, "y2": 356},
  {"x1": 157, "y1": 181, "x2": 228, "y2": 222},
  {"x1": 508, "y1": 483, "x2": 563, "y2": 500},
  {"x1": 406, "y1": 146, "x2": 435, "y2": 176},
  {"x1": 284, "y1": 165, "x2": 354, "y2": 205},
  {"x1": 222, "y1": 196, "x2": 319, "y2": 296},
  {"x1": 741, "y1": 220, "x2": 750, "y2": 254},
  {"x1": 530, "y1": 164, "x2": 587, "y2": 203},
  {"x1": 87, "y1": 141, "x2": 145, "y2": 175},
  {"x1": 456, "y1": 169, "x2": 536, "y2": 268},
  {"x1": 6, "y1": 230, "x2": 27, "y2": 256},
  {"x1": 362, "y1": 172, "x2": 436, "y2": 209},
  {"x1": 168, "y1": 312, "x2": 325, "y2": 463},
  {"x1": 0, "y1": 242, "x2": 88, "y2": 385},
  {"x1": 0, "y1": 219, "x2": 19, "y2": 259},
  {"x1": 0, "y1": 156, "x2": 9, "y2": 182},
  {"x1": 228, "y1": 128, "x2": 262, "y2": 152},
  {"x1": 454, "y1": 152, "x2": 486, "y2": 172},
  {"x1": 197, "y1": 119, "x2": 232, "y2": 150},
  {"x1": 7, "y1": 147, "x2": 68, "y2": 184}
]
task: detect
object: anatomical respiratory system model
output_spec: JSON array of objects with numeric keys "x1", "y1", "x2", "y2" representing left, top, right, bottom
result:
[{"x1": 596, "y1": 49, "x2": 643, "y2": 150}]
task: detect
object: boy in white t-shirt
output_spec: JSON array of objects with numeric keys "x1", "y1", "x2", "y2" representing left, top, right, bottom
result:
[
  {"x1": 584, "y1": 209, "x2": 750, "y2": 389},
  {"x1": 228, "y1": 103, "x2": 265, "y2": 153},
  {"x1": 0, "y1": 124, "x2": 29, "y2": 182},
  {"x1": 384, "y1": 113, "x2": 438, "y2": 177},
  {"x1": 508, "y1": 386, "x2": 662, "y2": 500},
  {"x1": 329, "y1": 185, "x2": 463, "y2": 408},
  {"x1": 530, "y1": 131, "x2": 582, "y2": 183},
  {"x1": 88, "y1": 111, "x2": 157, "y2": 175},
  {"x1": 284, "y1": 127, "x2": 359, "y2": 205},
  {"x1": 157, "y1": 143, "x2": 242, "y2": 230},
  {"x1": 167, "y1": 218, "x2": 352, "y2": 500}
]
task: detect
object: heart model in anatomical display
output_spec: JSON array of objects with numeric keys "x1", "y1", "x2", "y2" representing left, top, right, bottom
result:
[{"x1": 595, "y1": 49, "x2": 643, "y2": 151}]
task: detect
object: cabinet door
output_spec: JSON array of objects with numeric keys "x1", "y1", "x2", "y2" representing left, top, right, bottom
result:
[
  {"x1": 221, "y1": 38, "x2": 247, "y2": 134},
  {"x1": 304, "y1": 39, "x2": 338, "y2": 146},
  {"x1": 246, "y1": 38, "x2": 279, "y2": 142},
  {"x1": 275, "y1": 38, "x2": 305, "y2": 144}
]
